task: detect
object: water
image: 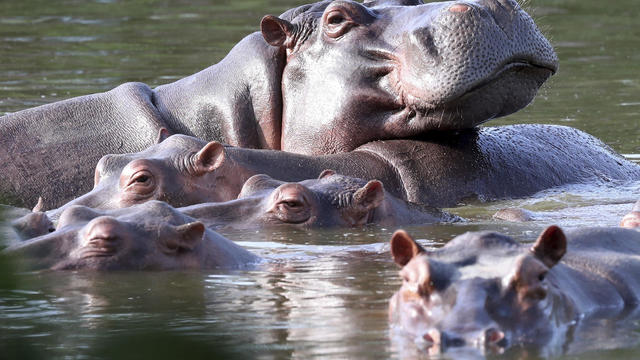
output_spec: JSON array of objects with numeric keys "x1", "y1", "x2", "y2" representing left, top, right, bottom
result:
[{"x1": 0, "y1": 0, "x2": 639, "y2": 359}]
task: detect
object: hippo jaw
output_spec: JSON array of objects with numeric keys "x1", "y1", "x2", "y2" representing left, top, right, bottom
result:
[{"x1": 263, "y1": 0, "x2": 558, "y2": 154}]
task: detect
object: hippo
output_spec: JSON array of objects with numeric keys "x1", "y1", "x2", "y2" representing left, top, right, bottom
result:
[
  {"x1": 388, "y1": 225, "x2": 640, "y2": 354},
  {"x1": 0, "y1": 0, "x2": 558, "y2": 208},
  {"x1": 3, "y1": 201, "x2": 260, "y2": 271},
  {"x1": 620, "y1": 200, "x2": 640, "y2": 229},
  {"x1": 180, "y1": 171, "x2": 453, "y2": 229},
  {"x1": 21, "y1": 123, "x2": 639, "y2": 226}
]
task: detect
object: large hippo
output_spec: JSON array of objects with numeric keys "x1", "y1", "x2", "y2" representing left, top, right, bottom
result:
[
  {"x1": 388, "y1": 225, "x2": 640, "y2": 354},
  {"x1": 0, "y1": 0, "x2": 558, "y2": 208},
  {"x1": 180, "y1": 171, "x2": 452, "y2": 229},
  {"x1": 3, "y1": 201, "x2": 260, "y2": 271}
]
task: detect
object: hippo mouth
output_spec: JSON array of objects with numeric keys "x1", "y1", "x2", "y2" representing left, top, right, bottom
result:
[
  {"x1": 389, "y1": 58, "x2": 557, "y2": 132},
  {"x1": 463, "y1": 59, "x2": 557, "y2": 98}
]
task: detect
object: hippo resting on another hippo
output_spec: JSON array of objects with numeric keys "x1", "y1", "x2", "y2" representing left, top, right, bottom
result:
[
  {"x1": 388, "y1": 226, "x2": 640, "y2": 354},
  {"x1": 3, "y1": 201, "x2": 260, "y2": 271},
  {"x1": 0, "y1": 0, "x2": 559, "y2": 209},
  {"x1": 31, "y1": 126, "x2": 640, "y2": 222}
]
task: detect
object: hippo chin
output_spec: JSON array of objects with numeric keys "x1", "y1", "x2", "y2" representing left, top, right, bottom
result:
[
  {"x1": 3, "y1": 201, "x2": 260, "y2": 271},
  {"x1": 389, "y1": 226, "x2": 640, "y2": 354},
  {"x1": 180, "y1": 171, "x2": 454, "y2": 229},
  {"x1": 0, "y1": 0, "x2": 557, "y2": 209}
]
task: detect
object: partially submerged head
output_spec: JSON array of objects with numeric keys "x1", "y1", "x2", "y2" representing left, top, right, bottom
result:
[
  {"x1": 220, "y1": 170, "x2": 446, "y2": 228},
  {"x1": 389, "y1": 225, "x2": 573, "y2": 353},
  {"x1": 5, "y1": 201, "x2": 257, "y2": 271},
  {"x1": 261, "y1": 0, "x2": 558, "y2": 154}
]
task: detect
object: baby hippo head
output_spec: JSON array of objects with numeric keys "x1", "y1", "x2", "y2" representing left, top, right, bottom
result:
[
  {"x1": 237, "y1": 170, "x2": 388, "y2": 227},
  {"x1": 50, "y1": 134, "x2": 241, "y2": 218},
  {"x1": 7, "y1": 201, "x2": 209, "y2": 271},
  {"x1": 388, "y1": 226, "x2": 573, "y2": 354}
]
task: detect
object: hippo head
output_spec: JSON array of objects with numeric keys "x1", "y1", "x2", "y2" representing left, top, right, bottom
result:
[
  {"x1": 48, "y1": 134, "x2": 245, "y2": 219},
  {"x1": 262, "y1": 0, "x2": 558, "y2": 154},
  {"x1": 226, "y1": 170, "x2": 391, "y2": 227},
  {"x1": 389, "y1": 226, "x2": 575, "y2": 353},
  {"x1": 6, "y1": 201, "x2": 210, "y2": 271}
]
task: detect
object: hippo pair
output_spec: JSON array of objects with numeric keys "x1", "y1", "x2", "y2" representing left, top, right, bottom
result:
[
  {"x1": 1, "y1": 0, "x2": 564, "y2": 209},
  {"x1": 389, "y1": 225, "x2": 640, "y2": 354},
  {"x1": 20, "y1": 127, "x2": 640, "y2": 221}
]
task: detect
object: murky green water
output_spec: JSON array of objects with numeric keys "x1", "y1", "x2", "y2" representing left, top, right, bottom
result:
[{"x1": 1, "y1": 0, "x2": 639, "y2": 359}]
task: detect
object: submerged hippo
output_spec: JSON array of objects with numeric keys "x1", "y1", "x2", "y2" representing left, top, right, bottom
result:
[
  {"x1": 388, "y1": 225, "x2": 640, "y2": 354},
  {"x1": 620, "y1": 200, "x2": 640, "y2": 229},
  {"x1": 181, "y1": 171, "x2": 453, "y2": 229},
  {"x1": 3, "y1": 201, "x2": 259, "y2": 271},
  {"x1": 0, "y1": 0, "x2": 558, "y2": 208}
]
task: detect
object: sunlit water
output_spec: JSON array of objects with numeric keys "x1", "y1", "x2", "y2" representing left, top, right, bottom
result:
[{"x1": 0, "y1": 0, "x2": 639, "y2": 359}]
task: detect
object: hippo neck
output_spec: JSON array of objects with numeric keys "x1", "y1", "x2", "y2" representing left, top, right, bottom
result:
[{"x1": 154, "y1": 32, "x2": 286, "y2": 150}]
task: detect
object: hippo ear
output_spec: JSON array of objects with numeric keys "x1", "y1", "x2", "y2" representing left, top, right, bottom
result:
[
  {"x1": 32, "y1": 197, "x2": 45, "y2": 213},
  {"x1": 261, "y1": 15, "x2": 296, "y2": 48},
  {"x1": 530, "y1": 225, "x2": 567, "y2": 268},
  {"x1": 390, "y1": 229, "x2": 426, "y2": 266},
  {"x1": 194, "y1": 141, "x2": 225, "y2": 175},
  {"x1": 353, "y1": 180, "x2": 384, "y2": 211},
  {"x1": 318, "y1": 169, "x2": 336, "y2": 179},
  {"x1": 164, "y1": 222, "x2": 205, "y2": 254},
  {"x1": 155, "y1": 128, "x2": 171, "y2": 144}
]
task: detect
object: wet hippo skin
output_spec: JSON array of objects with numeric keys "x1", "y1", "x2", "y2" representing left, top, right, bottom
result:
[
  {"x1": 0, "y1": 0, "x2": 558, "y2": 208},
  {"x1": 179, "y1": 171, "x2": 455, "y2": 230},
  {"x1": 388, "y1": 225, "x2": 640, "y2": 354},
  {"x1": 27, "y1": 124, "x2": 640, "y2": 225},
  {"x1": 3, "y1": 201, "x2": 260, "y2": 271}
]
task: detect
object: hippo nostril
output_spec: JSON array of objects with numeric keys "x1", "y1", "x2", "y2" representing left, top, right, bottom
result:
[{"x1": 448, "y1": 3, "x2": 471, "y2": 13}]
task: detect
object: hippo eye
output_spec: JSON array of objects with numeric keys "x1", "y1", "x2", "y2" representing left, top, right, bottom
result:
[
  {"x1": 282, "y1": 200, "x2": 301, "y2": 208},
  {"x1": 273, "y1": 199, "x2": 311, "y2": 224},
  {"x1": 134, "y1": 174, "x2": 149, "y2": 183},
  {"x1": 323, "y1": 8, "x2": 355, "y2": 38},
  {"x1": 123, "y1": 169, "x2": 156, "y2": 198},
  {"x1": 538, "y1": 272, "x2": 547, "y2": 282},
  {"x1": 327, "y1": 12, "x2": 345, "y2": 25}
]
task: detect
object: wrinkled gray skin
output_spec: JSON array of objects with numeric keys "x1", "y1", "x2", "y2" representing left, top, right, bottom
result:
[
  {"x1": 180, "y1": 171, "x2": 453, "y2": 229},
  {"x1": 389, "y1": 226, "x2": 640, "y2": 354},
  {"x1": 13, "y1": 124, "x2": 637, "y2": 236},
  {"x1": 620, "y1": 199, "x2": 640, "y2": 229},
  {"x1": 0, "y1": 0, "x2": 557, "y2": 209},
  {"x1": 3, "y1": 201, "x2": 259, "y2": 271}
]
